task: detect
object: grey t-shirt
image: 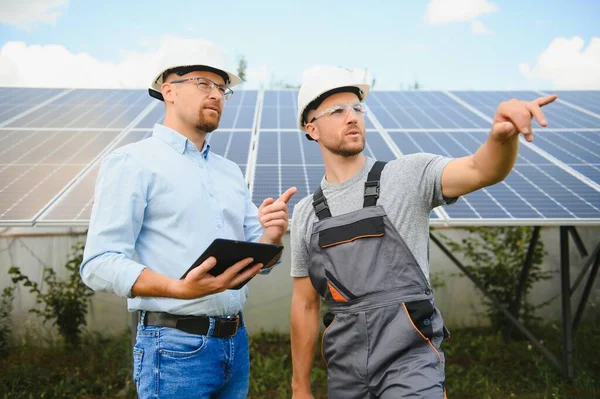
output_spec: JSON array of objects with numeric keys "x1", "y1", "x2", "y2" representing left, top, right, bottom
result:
[{"x1": 290, "y1": 155, "x2": 455, "y2": 281}]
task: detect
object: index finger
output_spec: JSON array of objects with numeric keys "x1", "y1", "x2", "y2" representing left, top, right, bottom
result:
[
  {"x1": 525, "y1": 102, "x2": 548, "y2": 127},
  {"x1": 276, "y1": 186, "x2": 297, "y2": 204},
  {"x1": 534, "y1": 94, "x2": 558, "y2": 107},
  {"x1": 219, "y1": 257, "x2": 255, "y2": 280}
]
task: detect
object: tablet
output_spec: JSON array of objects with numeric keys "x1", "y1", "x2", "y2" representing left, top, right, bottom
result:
[{"x1": 180, "y1": 238, "x2": 284, "y2": 290}]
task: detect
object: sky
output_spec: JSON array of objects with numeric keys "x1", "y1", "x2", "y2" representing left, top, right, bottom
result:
[{"x1": 0, "y1": 0, "x2": 598, "y2": 91}]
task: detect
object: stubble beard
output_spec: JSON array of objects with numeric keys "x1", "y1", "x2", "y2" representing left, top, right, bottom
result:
[{"x1": 196, "y1": 107, "x2": 220, "y2": 133}]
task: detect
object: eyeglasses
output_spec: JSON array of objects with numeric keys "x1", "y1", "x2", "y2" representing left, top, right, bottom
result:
[
  {"x1": 169, "y1": 77, "x2": 234, "y2": 100},
  {"x1": 309, "y1": 103, "x2": 367, "y2": 123}
]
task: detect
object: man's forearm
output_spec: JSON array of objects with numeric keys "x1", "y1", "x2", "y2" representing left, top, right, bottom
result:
[
  {"x1": 472, "y1": 131, "x2": 520, "y2": 186},
  {"x1": 290, "y1": 295, "x2": 321, "y2": 393},
  {"x1": 131, "y1": 268, "x2": 182, "y2": 298}
]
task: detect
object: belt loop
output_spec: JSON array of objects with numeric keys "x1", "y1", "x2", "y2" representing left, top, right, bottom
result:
[
  {"x1": 207, "y1": 317, "x2": 216, "y2": 337},
  {"x1": 139, "y1": 311, "x2": 147, "y2": 328}
]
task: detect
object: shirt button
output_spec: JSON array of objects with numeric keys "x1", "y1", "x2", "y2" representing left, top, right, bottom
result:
[{"x1": 217, "y1": 224, "x2": 221, "y2": 229}]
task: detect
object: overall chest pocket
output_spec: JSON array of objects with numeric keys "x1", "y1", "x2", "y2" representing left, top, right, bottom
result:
[{"x1": 317, "y1": 216, "x2": 393, "y2": 298}]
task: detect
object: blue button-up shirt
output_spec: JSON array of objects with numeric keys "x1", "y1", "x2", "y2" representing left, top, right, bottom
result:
[{"x1": 81, "y1": 124, "x2": 267, "y2": 316}]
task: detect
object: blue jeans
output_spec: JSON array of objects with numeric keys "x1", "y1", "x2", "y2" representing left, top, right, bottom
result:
[{"x1": 133, "y1": 314, "x2": 249, "y2": 399}]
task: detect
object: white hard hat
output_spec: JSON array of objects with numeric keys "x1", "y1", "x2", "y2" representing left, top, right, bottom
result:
[
  {"x1": 149, "y1": 41, "x2": 242, "y2": 101},
  {"x1": 297, "y1": 66, "x2": 370, "y2": 138}
]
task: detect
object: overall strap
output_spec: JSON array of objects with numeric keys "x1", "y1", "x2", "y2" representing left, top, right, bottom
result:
[
  {"x1": 312, "y1": 186, "x2": 332, "y2": 220},
  {"x1": 363, "y1": 161, "x2": 387, "y2": 208}
]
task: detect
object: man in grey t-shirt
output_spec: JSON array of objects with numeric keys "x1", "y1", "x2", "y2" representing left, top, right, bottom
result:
[
  {"x1": 290, "y1": 66, "x2": 557, "y2": 399},
  {"x1": 291, "y1": 154, "x2": 453, "y2": 282}
]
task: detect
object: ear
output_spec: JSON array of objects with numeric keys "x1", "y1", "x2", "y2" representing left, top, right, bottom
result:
[
  {"x1": 305, "y1": 122, "x2": 320, "y2": 142},
  {"x1": 161, "y1": 82, "x2": 175, "y2": 103}
]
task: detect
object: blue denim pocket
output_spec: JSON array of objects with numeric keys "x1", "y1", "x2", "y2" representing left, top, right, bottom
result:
[{"x1": 158, "y1": 327, "x2": 209, "y2": 358}]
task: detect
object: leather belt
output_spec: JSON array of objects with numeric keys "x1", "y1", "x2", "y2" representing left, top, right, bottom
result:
[{"x1": 142, "y1": 311, "x2": 242, "y2": 337}]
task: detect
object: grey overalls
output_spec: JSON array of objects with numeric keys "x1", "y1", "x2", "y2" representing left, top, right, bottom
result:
[{"x1": 308, "y1": 162, "x2": 449, "y2": 399}]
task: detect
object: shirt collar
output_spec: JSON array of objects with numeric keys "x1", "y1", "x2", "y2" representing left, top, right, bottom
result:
[{"x1": 152, "y1": 124, "x2": 210, "y2": 159}]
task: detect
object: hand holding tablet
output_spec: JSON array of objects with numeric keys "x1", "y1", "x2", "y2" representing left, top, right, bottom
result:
[{"x1": 181, "y1": 239, "x2": 284, "y2": 290}]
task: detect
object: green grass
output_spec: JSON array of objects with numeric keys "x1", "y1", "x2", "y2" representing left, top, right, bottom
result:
[{"x1": 0, "y1": 323, "x2": 598, "y2": 398}]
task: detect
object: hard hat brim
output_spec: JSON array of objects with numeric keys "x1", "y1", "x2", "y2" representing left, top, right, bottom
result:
[
  {"x1": 299, "y1": 83, "x2": 370, "y2": 138},
  {"x1": 149, "y1": 64, "x2": 242, "y2": 102}
]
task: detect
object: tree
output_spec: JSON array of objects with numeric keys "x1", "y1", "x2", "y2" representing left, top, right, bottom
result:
[{"x1": 237, "y1": 55, "x2": 247, "y2": 82}]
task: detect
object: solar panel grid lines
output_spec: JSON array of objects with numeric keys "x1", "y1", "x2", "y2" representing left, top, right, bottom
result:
[
  {"x1": 445, "y1": 90, "x2": 600, "y2": 200},
  {"x1": 539, "y1": 90, "x2": 600, "y2": 119},
  {"x1": 6, "y1": 89, "x2": 153, "y2": 130},
  {"x1": 0, "y1": 88, "x2": 61, "y2": 123},
  {"x1": 37, "y1": 130, "x2": 154, "y2": 225},
  {"x1": 32, "y1": 100, "x2": 160, "y2": 225},
  {"x1": 518, "y1": 135, "x2": 600, "y2": 192},
  {"x1": 367, "y1": 91, "x2": 489, "y2": 129},
  {"x1": 386, "y1": 130, "x2": 600, "y2": 224},
  {"x1": 452, "y1": 90, "x2": 600, "y2": 129},
  {"x1": 0, "y1": 130, "x2": 121, "y2": 224},
  {"x1": 0, "y1": 88, "x2": 599, "y2": 227},
  {"x1": 6, "y1": 89, "x2": 116, "y2": 128},
  {"x1": 0, "y1": 88, "x2": 73, "y2": 128}
]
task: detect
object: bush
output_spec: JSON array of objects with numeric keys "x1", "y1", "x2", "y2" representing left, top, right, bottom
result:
[
  {"x1": 0, "y1": 286, "x2": 15, "y2": 357},
  {"x1": 438, "y1": 226, "x2": 552, "y2": 335},
  {"x1": 8, "y1": 241, "x2": 94, "y2": 346}
]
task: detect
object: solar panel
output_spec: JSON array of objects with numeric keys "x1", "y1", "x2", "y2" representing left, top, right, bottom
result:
[
  {"x1": 206, "y1": 130, "x2": 251, "y2": 176},
  {"x1": 368, "y1": 91, "x2": 489, "y2": 129},
  {"x1": 0, "y1": 88, "x2": 66, "y2": 124},
  {"x1": 5, "y1": 89, "x2": 153, "y2": 129},
  {"x1": 219, "y1": 90, "x2": 257, "y2": 129},
  {"x1": 451, "y1": 91, "x2": 600, "y2": 129},
  {"x1": 135, "y1": 104, "x2": 164, "y2": 129},
  {"x1": 261, "y1": 90, "x2": 299, "y2": 129},
  {"x1": 37, "y1": 131, "x2": 152, "y2": 224},
  {"x1": 1, "y1": 88, "x2": 598, "y2": 227},
  {"x1": 528, "y1": 131, "x2": 600, "y2": 186},
  {"x1": 553, "y1": 91, "x2": 600, "y2": 116},
  {"x1": 387, "y1": 131, "x2": 600, "y2": 223},
  {"x1": 0, "y1": 129, "x2": 121, "y2": 225}
]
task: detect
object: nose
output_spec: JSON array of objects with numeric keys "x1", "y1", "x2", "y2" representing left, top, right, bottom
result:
[
  {"x1": 345, "y1": 107, "x2": 359, "y2": 124},
  {"x1": 208, "y1": 86, "x2": 224, "y2": 101}
]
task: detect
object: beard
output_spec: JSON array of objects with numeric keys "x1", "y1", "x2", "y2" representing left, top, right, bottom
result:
[
  {"x1": 322, "y1": 134, "x2": 365, "y2": 157},
  {"x1": 195, "y1": 107, "x2": 220, "y2": 133}
]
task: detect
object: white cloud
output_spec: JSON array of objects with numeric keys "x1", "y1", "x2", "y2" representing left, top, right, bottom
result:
[
  {"x1": 0, "y1": 0, "x2": 68, "y2": 30},
  {"x1": 519, "y1": 36, "x2": 600, "y2": 89},
  {"x1": 425, "y1": 0, "x2": 498, "y2": 25},
  {"x1": 471, "y1": 20, "x2": 493, "y2": 35},
  {"x1": 0, "y1": 36, "x2": 261, "y2": 89}
]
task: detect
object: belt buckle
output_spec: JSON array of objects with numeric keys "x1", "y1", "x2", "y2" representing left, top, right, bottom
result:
[{"x1": 215, "y1": 315, "x2": 239, "y2": 337}]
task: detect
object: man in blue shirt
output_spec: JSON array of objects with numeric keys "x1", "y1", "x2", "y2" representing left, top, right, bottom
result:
[{"x1": 81, "y1": 41, "x2": 296, "y2": 399}]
